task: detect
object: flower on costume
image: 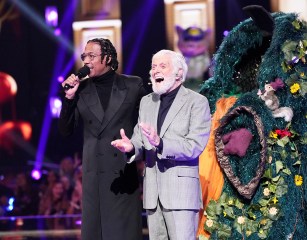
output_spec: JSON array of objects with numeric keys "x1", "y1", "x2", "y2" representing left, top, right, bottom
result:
[
  {"x1": 260, "y1": 219, "x2": 267, "y2": 225},
  {"x1": 263, "y1": 188, "x2": 270, "y2": 196},
  {"x1": 269, "y1": 207, "x2": 278, "y2": 216},
  {"x1": 269, "y1": 131, "x2": 278, "y2": 138},
  {"x1": 206, "y1": 219, "x2": 214, "y2": 227},
  {"x1": 295, "y1": 175, "x2": 303, "y2": 186},
  {"x1": 290, "y1": 83, "x2": 300, "y2": 93},
  {"x1": 275, "y1": 129, "x2": 292, "y2": 138},
  {"x1": 237, "y1": 216, "x2": 245, "y2": 224}
]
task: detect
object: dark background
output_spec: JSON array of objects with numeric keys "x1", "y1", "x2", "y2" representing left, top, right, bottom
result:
[{"x1": 0, "y1": 0, "x2": 271, "y2": 168}]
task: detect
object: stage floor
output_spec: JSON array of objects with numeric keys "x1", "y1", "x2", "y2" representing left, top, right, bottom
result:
[{"x1": 0, "y1": 214, "x2": 149, "y2": 240}]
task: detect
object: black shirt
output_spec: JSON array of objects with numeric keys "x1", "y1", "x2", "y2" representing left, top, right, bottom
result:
[
  {"x1": 157, "y1": 85, "x2": 181, "y2": 135},
  {"x1": 93, "y1": 70, "x2": 115, "y2": 111}
]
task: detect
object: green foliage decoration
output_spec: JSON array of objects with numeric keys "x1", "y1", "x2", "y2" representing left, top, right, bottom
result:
[{"x1": 199, "y1": 12, "x2": 307, "y2": 240}]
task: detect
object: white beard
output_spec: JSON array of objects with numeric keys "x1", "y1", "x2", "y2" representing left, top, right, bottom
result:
[{"x1": 151, "y1": 74, "x2": 177, "y2": 95}]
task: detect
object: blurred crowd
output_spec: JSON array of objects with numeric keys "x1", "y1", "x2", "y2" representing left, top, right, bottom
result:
[
  {"x1": 0, "y1": 154, "x2": 144, "y2": 230},
  {"x1": 0, "y1": 155, "x2": 83, "y2": 231}
]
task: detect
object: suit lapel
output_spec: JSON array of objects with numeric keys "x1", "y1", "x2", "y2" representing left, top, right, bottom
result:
[
  {"x1": 99, "y1": 74, "x2": 127, "y2": 133},
  {"x1": 151, "y1": 93, "x2": 161, "y2": 129},
  {"x1": 79, "y1": 79, "x2": 104, "y2": 122},
  {"x1": 159, "y1": 86, "x2": 187, "y2": 137}
]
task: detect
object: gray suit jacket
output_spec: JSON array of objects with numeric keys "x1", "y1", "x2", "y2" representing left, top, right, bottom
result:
[{"x1": 131, "y1": 85, "x2": 211, "y2": 210}]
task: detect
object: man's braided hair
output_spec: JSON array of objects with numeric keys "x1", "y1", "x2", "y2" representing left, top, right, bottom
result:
[{"x1": 87, "y1": 38, "x2": 119, "y2": 71}]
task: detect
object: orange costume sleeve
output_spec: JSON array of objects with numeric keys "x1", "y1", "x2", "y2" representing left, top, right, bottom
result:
[{"x1": 197, "y1": 97, "x2": 237, "y2": 238}]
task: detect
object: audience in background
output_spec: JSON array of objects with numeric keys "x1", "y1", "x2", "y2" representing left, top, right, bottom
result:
[
  {"x1": 11, "y1": 172, "x2": 39, "y2": 216},
  {"x1": 0, "y1": 183, "x2": 13, "y2": 217},
  {"x1": 38, "y1": 180, "x2": 70, "y2": 229},
  {"x1": 0, "y1": 153, "x2": 144, "y2": 225},
  {"x1": 38, "y1": 180, "x2": 69, "y2": 216},
  {"x1": 59, "y1": 156, "x2": 76, "y2": 185},
  {"x1": 39, "y1": 170, "x2": 59, "y2": 199}
]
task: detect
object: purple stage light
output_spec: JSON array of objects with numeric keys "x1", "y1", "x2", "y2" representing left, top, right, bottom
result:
[
  {"x1": 223, "y1": 30, "x2": 229, "y2": 37},
  {"x1": 49, "y1": 97, "x2": 62, "y2": 118},
  {"x1": 54, "y1": 28, "x2": 61, "y2": 36},
  {"x1": 45, "y1": 6, "x2": 58, "y2": 27},
  {"x1": 31, "y1": 169, "x2": 41, "y2": 180},
  {"x1": 57, "y1": 76, "x2": 64, "y2": 83},
  {"x1": 75, "y1": 219, "x2": 82, "y2": 225}
]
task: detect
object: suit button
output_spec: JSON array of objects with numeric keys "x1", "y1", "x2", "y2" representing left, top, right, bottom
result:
[
  {"x1": 97, "y1": 136, "x2": 101, "y2": 140},
  {"x1": 114, "y1": 153, "x2": 117, "y2": 157},
  {"x1": 89, "y1": 120, "x2": 92, "y2": 124}
]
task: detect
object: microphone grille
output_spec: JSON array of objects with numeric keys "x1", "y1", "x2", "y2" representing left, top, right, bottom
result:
[{"x1": 78, "y1": 65, "x2": 90, "y2": 78}]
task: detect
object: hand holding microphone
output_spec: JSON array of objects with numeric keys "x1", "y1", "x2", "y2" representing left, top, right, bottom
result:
[{"x1": 63, "y1": 65, "x2": 90, "y2": 91}]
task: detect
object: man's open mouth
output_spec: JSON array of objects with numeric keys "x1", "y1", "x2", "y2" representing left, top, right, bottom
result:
[{"x1": 155, "y1": 77, "x2": 164, "y2": 83}]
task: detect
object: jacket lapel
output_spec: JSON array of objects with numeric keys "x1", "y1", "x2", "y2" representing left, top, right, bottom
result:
[
  {"x1": 151, "y1": 93, "x2": 161, "y2": 129},
  {"x1": 159, "y1": 85, "x2": 187, "y2": 137},
  {"x1": 79, "y1": 79, "x2": 104, "y2": 123},
  {"x1": 99, "y1": 74, "x2": 127, "y2": 133}
]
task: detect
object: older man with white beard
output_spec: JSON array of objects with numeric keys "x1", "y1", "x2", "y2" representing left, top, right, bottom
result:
[{"x1": 111, "y1": 49, "x2": 211, "y2": 240}]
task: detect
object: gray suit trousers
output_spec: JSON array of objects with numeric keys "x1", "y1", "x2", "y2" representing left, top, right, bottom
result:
[{"x1": 146, "y1": 199, "x2": 199, "y2": 240}]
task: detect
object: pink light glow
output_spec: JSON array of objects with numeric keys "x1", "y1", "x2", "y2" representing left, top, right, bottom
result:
[
  {"x1": 57, "y1": 76, "x2": 64, "y2": 83},
  {"x1": 31, "y1": 169, "x2": 41, "y2": 180},
  {"x1": 45, "y1": 6, "x2": 58, "y2": 27}
]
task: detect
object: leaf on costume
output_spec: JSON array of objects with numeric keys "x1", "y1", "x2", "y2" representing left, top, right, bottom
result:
[
  {"x1": 272, "y1": 175, "x2": 280, "y2": 182},
  {"x1": 262, "y1": 219, "x2": 273, "y2": 230},
  {"x1": 258, "y1": 229, "x2": 269, "y2": 239},
  {"x1": 223, "y1": 206, "x2": 235, "y2": 219},
  {"x1": 234, "y1": 198, "x2": 244, "y2": 209},
  {"x1": 299, "y1": 81, "x2": 307, "y2": 96},
  {"x1": 275, "y1": 161, "x2": 284, "y2": 173},
  {"x1": 233, "y1": 220, "x2": 244, "y2": 234},
  {"x1": 276, "y1": 139, "x2": 285, "y2": 147},
  {"x1": 268, "y1": 184, "x2": 277, "y2": 193},
  {"x1": 246, "y1": 218, "x2": 258, "y2": 232},
  {"x1": 263, "y1": 168, "x2": 272, "y2": 179},
  {"x1": 300, "y1": 133, "x2": 307, "y2": 144},
  {"x1": 282, "y1": 168, "x2": 292, "y2": 175},
  {"x1": 276, "y1": 184, "x2": 288, "y2": 197},
  {"x1": 280, "y1": 149, "x2": 288, "y2": 160},
  {"x1": 206, "y1": 200, "x2": 222, "y2": 217},
  {"x1": 292, "y1": 20, "x2": 301, "y2": 30},
  {"x1": 217, "y1": 224, "x2": 232, "y2": 239},
  {"x1": 218, "y1": 192, "x2": 228, "y2": 205},
  {"x1": 199, "y1": 234, "x2": 210, "y2": 240},
  {"x1": 293, "y1": 160, "x2": 301, "y2": 166},
  {"x1": 289, "y1": 142, "x2": 296, "y2": 151},
  {"x1": 282, "y1": 41, "x2": 298, "y2": 61},
  {"x1": 258, "y1": 198, "x2": 270, "y2": 207},
  {"x1": 285, "y1": 74, "x2": 299, "y2": 86}
]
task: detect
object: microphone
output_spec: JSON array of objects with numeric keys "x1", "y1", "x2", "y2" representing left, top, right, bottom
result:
[{"x1": 63, "y1": 65, "x2": 90, "y2": 91}]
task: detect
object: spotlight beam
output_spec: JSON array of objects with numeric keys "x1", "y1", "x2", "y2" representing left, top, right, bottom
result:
[
  {"x1": 123, "y1": 0, "x2": 158, "y2": 74},
  {"x1": 4, "y1": 130, "x2": 52, "y2": 163},
  {"x1": 35, "y1": 0, "x2": 78, "y2": 172},
  {"x1": 8, "y1": 0, "x2": 74, "y2": 53}
]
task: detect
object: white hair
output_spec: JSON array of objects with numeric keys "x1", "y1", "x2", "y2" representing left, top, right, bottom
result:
[{"x1": 152, "y1": 49, "x2": 188, "y2": 82}]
